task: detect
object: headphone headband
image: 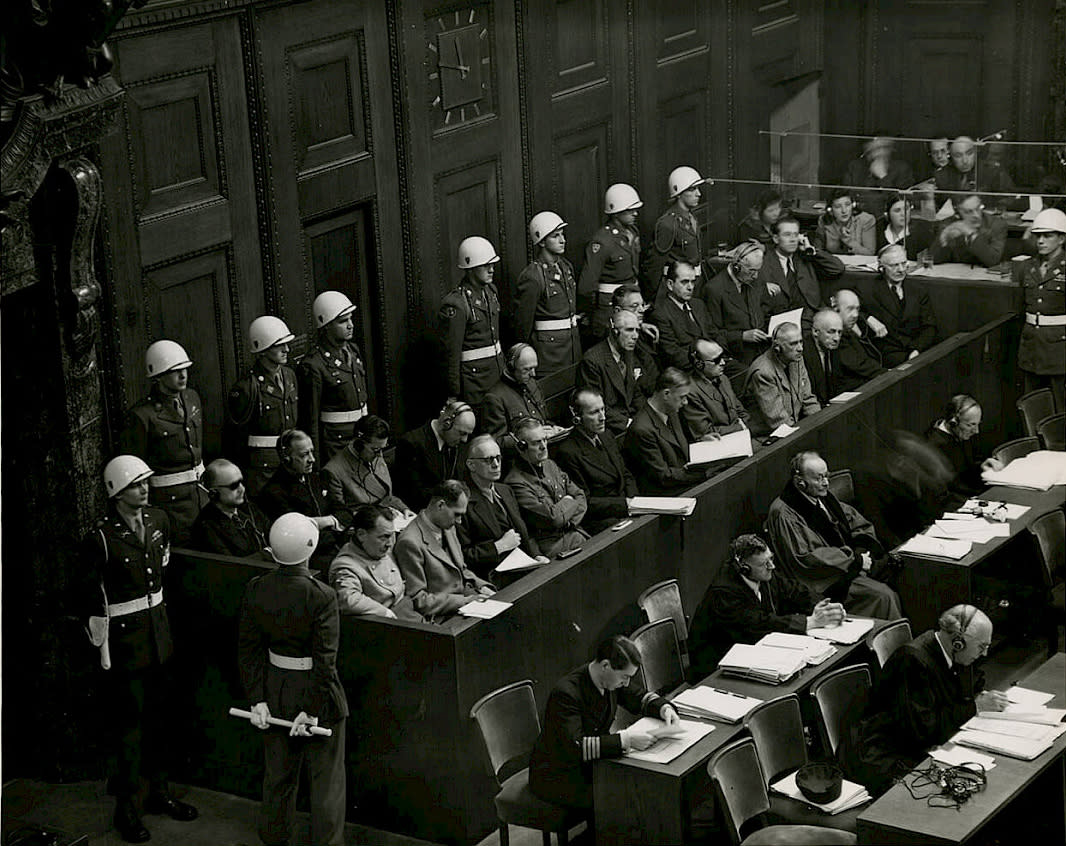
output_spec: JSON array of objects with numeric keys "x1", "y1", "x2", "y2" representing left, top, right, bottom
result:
[
  {"x1": 732, "y1": 239, "x2": 763, "y2": 267},
  {"x1": 441, "y1": 400, "x2": 474, "y2": 431}
]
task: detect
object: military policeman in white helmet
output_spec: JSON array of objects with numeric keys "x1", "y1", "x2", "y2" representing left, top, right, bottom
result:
[
  {"x1": 121, "y1": 339, "x2": 205, "y2": 542},
  {"x1": 439, "y1": 235, "x2": 506, "y2": 405},
  {"x1": 298, "y1": 291, "x2": 370, "y2": 462},
  {"x1": 226, "y1": 315, "x2": 299, "y2": 496},
  {"x1": 510, "y1": 212, "x2": 581, "y2": 378},
  {"x1": 579, "y1": 183, "x2": 644, "y2": 340},
  {"x1": 1017, "y1": 208, "x2": 1066, "y2": 408},
  {"x1": 83, "y1": 455, "x2": 198, "y2": 842},
  {"x1": 237, "y1": 513, "x2": 349, "y2": 846},
  {"x1": 644, "y1": 166, "x2": 711, "y2": 302}
]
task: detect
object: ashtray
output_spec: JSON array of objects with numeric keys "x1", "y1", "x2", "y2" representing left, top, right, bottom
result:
[{"x1": 796, "y1": 761, "x2": 843, "y2": 804}]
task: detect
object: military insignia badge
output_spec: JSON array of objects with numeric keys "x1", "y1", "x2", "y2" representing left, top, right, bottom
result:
[
  {"x1": 591, "y1": 243, "x2": 601, "y2": 254},
  {"x1": 441, "y1": 305, "x2": 457, "y2": 318}
]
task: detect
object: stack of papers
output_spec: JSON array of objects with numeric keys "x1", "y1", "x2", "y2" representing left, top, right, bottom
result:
[
  {"x1": 770, "y1": 771, "x2": 872, "y2": 814},
  {"x1": 457, "y1": 599, "x2": 512, "y2": 619},
  {"x1": 623, "y1": 717, "x2": 716, "y2": 764},
  {"x1": 898, "y1": 534, "x2": 972, "y2": 560},
  {"x1": 828, "y1": 391, "x2": 862, "y2": 404},
  {"x1": 758, "y1": 632, "x2": 837, "y2": 665},
  {"x1": 927, "y1": 519, "x2": 1011, "y2": 543},
  {"x1": 495, "y1": 548, "x2": 541, "y2": 573},
  {"x1": 627, "y1": 496, "x2": 697, "y2": 516},
  {"x1": 978, "y1": 686, "x2": 1066, "y2": 725},
  {"x1": 688, "y1": 429, "x2": 752, "y2": 465},
  {"x1": 718, "y1": 643, "x2": 808, "y2": 684},
  {"x1": 982, "y1": 451, "x2": 1066, "y2": 490},
  {"x1": 953, "y1": 716, "x2": 1066, "y2": 760},
  {"x1": 671, "y1": 686, "x2": 763, "y2": 724},
  {"x1": 806, "y1": 617, "x2": 875, "y2": 644},
  {"x1": 930, "y1": 744, "x2": 996, "y2": 771}
]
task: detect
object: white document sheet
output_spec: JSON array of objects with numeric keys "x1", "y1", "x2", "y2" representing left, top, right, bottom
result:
[
  {"x1": 806, "y1": 617, "x2": 876, "y2": 644},
  {"x1": 456, "y1": 599, "x2": 513, "y2": 619},
  {"x1": 623, "y1": 718, "x2": 716, "y2": 764},
  {"x1": 495, "y1": 547, "x2": 541, "y2": 573},
  {"x1": 898, "y1": 535, "x2": 973, "y2": 560},
  {"x1": 627, "y1": 496, "x2": 697, "y2": 516},
  {"x1": 688, "y1": 429, "x2": 753, "y2": 465},
  {"x1": 767, "y1": 307, "x2": 804, "y2": 337}
]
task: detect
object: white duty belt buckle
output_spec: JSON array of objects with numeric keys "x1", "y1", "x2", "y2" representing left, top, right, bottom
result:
[{"x1": 107, "y1": 589, "x2": 164, "y2": 617}]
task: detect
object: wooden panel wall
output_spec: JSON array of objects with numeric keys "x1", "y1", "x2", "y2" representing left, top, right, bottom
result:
[{"x1": 100, "y1": 16, "x2": 262, "y2": 452}]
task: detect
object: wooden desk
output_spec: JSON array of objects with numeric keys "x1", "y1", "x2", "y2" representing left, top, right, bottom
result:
[
  {"x1": 897, "y1": 486, "x2": 1066, "y2": 634},
  {"x1": 857, "y1": 652, "x2": 1066, "y2": 845},
  {"x1": 593, "y1": 627, "x2": 885, "y2": 846}
]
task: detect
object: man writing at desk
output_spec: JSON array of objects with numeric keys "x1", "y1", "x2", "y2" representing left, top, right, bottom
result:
[
  {"x1": 688, "y1": 534, "x2": 846, "y2": 680},
  {"x1": 530, "y1": 635, "x2": 680, "y2": 814},
  {"x1": 839, "y1": 604, "x2": 1007, "y2": 796}
]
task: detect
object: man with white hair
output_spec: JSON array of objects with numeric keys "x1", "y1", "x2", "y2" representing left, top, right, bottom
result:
[
  {"x1": 858, "y1": 245, "x2": 938, "y2": 366},
  {"x1": 576, "y1": 309, "x2": 656, "y2": 436},
  {"x1": 839, "y1": 603, "x2": 1007, "y2": 797},
  {"x1": 802, "y1": 309, "x2": 845, "y2": 405}
]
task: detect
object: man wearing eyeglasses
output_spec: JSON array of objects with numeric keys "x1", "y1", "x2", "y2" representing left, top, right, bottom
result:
[
  {"x1": 839, "y1": 603, "x2": 1007, "y2": 797},
  {"x1": 189, "y1": 459, "x2": 270, "y2": 558},
  {"x1": 681, "y1": 339, "x2": 750, "y2": 442},
  {"x1": 931, "y1": 193, "x2": 1007, "y2": 267},
  {"x1": 458, "y1": 435, "x2": 547, "y2": 579},
  {"x1": 323, "y1": 414, "x2": 413, "y2": 528}
]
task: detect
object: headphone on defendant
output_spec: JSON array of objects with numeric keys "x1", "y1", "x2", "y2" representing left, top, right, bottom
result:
[
  {"x1": 946, "y1": 394, "x2": 979, "y2": 429},
  {"x1": 949, "y1": 604, "x2": 978, "y2": 652},
  {"x1": 688, "y1": 343, "x2": 705, "y2": 372},
  {"x1": 510, "y1": 415, "x2": 541, "y2": 452},
  {"x1": 440, "y1": 400, "x2": 473, "y2": 431},
  {"x1": 731, "y1": 239, "x2": 762, "y2": 274},
  {"x1": 507, "y1": 342, "x2": 531, "y2": 374}
]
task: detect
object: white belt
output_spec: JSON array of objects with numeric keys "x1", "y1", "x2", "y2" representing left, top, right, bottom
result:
[
  {"x1": 598, "y1": 282, "x2": 623, "y2": 295},
  {"x1": 320, "y1": 405, "x2": 368, "y2": 424},
  {"x1": 269, "y1": 650, "x2": 313, "y2": 671},
  {"x1": 107, "y1": 590, "x2": 163, "y2": 618},
  {"x1": 149, "y1": 462, "x2": 204, "y2": 488},
  {"x1": 247, "y1": 435, "x2": 279, "y2": 448},
  {"x1": 1026, "y1": 312, "x2": 1066, "y2": 327},
  {"x1": 460, "y1": 341, "x2": 502, "y2": 362},
  {"x1": 534, "y1": 316, "x2": 579, "y2": 331}
]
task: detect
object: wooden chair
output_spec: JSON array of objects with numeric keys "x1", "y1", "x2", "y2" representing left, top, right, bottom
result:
[
  {"x1": 991, "y1": 436, "x2": 1040, "y2": 466},
  {"x1": 827, "y1": 469, "x2": 856, "y2": 505},
  {"x1": 637, "y1": 579, "x2": 690, "y2": 672},
  {"x1": 1037, "y1": 412, "x2": 1066, "y2": 451},
  {"x1": 743, "y1": 694, "x2": 860, "y2": 833},
  {"x1": 1017, "y1": 388, "x2": 1056, "y2": 436},
  {"x1": 630, "y1": 618, "x2": 685, "y2": 696},
  {"x1": 866, "y1": 618, "x2": 912, "y2": 668},
  {"x1": 810, "y1": 665, "x2": 872, "y2": 757},
  {"x1": 1029, "y1": 510, "x2": 1066, "y2": 656},
  {"x1": 470, "y1": 680, "x2": 583, "y2": 846},
  {"x1": 707, "y1": 738, "x2": 857, "y2": 845}
]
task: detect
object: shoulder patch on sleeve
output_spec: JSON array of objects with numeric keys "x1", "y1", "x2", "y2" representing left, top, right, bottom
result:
[{"x1": 441, "y1": 305, "x2": 457, "y2": 319}]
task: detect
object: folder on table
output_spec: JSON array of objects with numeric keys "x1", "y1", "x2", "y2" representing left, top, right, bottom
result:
[
  {"x1": 897, "y1": 534, "x2": 972, "y2": 560},
  {"x1": 688, "y1": 429, "x2": 753, "y2": 466},
  {"x1": 757, "y1": 632, "x2": 836, "y2": 665},
  {"x1": 806, "y1": 617, "x2": 875, "y2": 644},
  {"x1": 627, "y1": 496, "x2": 697, "y2": 516},
  {"x1": 671, "y1": 686, "x2": 763, "y2": 724},
  {"x1": 718, "y1": 643, "x2": 807, "y2": 684}
]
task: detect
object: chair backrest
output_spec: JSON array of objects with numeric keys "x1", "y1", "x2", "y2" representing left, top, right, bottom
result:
[
  {"x1": 708, "y1": 738, "x2": 771, "y2": 845},
  {"x1": 742, "y1": 693, "x2": 807, "y2": 783},
  {"x1": 867, "y1": 618, "x2": 912, "y2": 668},
  {"x1": 470, "y1": 679, "x2": 540, "y2": 783},
  {"x1": 828, "y1": 469, "x2": 855, "y2": 505},
  {"x1": 810, "y1": 664, "x2": 872, "y2": 756},
  {"x1": 631, "y1": 618, "x2": 685, "y2": 695},
  {"x1": 1017, "y1": 388, "x2": 1056, "y2": 436},
  {"x1": 992, "y1": 436, "x2": 1041, "y2": 466},
  {"x1": 1029, "y1": 509, "x2": 1065, "y2": 591},
  {"x1": 637, "y1": 579, "x2": 689, "y2": 642},
  {"x1": 1037, "y1": 412, "x2": 1066, "y2": 451}
]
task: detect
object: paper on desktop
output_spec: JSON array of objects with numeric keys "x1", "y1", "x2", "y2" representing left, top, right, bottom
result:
[
  {"x1": 1007, "y1": 686, "x2": 1056, "y2": 707},
  {"x1": 930, "y1": 744, "x2": 996, "y2": 770},
  {"x1": 688, "y1": 429, "x2": 752, "y2": 465},
  {"x1": 456, "y1": 599, "x2": 513, "y2": 619},
  {"x1": 495, "y1": 547, "x2": 541, "y2": 573},
  {"x1": 623, "y1": 717, "x2": 715, "y2": 764},
  {"x1": 982, "y1": 451, "x2": 1066, "y2": 490},
  {"x1": 770, "y1": 422, "x2": 800, "y2": 438},
  {"x1": 627, "y1": 496, "x2": 697, "y2": 516},
  {"x1": 951, "y1": 729, "x2": 1052, "y2": 760},
  {"x1": 829, "y1": 391, "x2": 862, "y2": 404},
  {"x1": 898, "y1": 534, "x2": 972, "y2": 560},
  {"x1": 963, "y1": 716, "x2": 1066, "y2": 742},
  {"x1": 767, "y1": 307, "x2": 805, "y2": 337},
  {"x1": 671, "y1": 686, "x2": 763, "y2": 723},
  {"x1": 961, "y1": 500, "x2": 1031, "y2": 521},
  {"x1": 806, "y1": 617, "x2": 875, "y2": 644},
  {"x1": 757, "y1": 632, "x2": 836, "y2": 665},
  {"x1": 927, "y1": 520, "x2": 1010, "y2": 542}
]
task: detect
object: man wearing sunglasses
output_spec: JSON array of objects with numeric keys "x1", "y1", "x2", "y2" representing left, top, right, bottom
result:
[
  {"x1": 189, "y1": 459, "x2": 270, "y2": 558},
  {"x1": 680, "y1": 339, "x2": 750, "y2": 442}
]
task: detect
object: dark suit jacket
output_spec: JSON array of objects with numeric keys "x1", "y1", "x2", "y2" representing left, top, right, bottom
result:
[
  {"x1": 802, "y1": 337, "x2": 844, "y2": 405},
  {"x1": 623, "y1": 405, "x2": 706, "y2": 495},
  {"x1": 456, "y1": 482, "x2": 541, "y2": 578},
  {"x1": 929, "y1": 212, "x2": 1008, "y2": 268},
  {"x1": 680, "y1": 372, "x2": 749, "y2": 440},
  {"x1": 688, "y1": 565, "x2": 818, "y2": 680},
  {"x1": 554, "y1": 429, "x2": 638, "y2": 531},
  {"x1": 576, "y1": 339, "x2": 657, "y2": 437},
  {"x1": 479, "y1": 375, "x2": 549, "y2": 438},
  {"x1": 648, "y1": 295, "x2": 717, "y2": 370},
  {"x1": 837, "y1": 325, "x2": 885, "y2": 392},
  {"x1": 874, "y1": 219, "x2": 935, "y2": 260},
  {"x1": 702, "y1": 266, "x2": 770, "y2": 366},
  {"x1": 393, "y1": 422, "x2": 464, "y2": 510},
  {"x1": 857, "y1": 276, "x2": 938, "y2": 366},
  {"x1": 757, "y1": 247, "x2": 844, "y2": 316}
]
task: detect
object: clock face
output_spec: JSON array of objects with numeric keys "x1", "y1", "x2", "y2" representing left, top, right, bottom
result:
[{"x1": 426, "y1": 6, "x2": 494, "y2": 131}]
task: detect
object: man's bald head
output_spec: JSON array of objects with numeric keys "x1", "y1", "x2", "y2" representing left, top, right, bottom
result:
[
  {"x1": 202, "y1": 458, "x2": 241, "y2": 490},
  {"x1": 694, "y1": 338, "x2": 723, "y2": 360},
  {"x1": 812, "y1": 309, "x2": 843, "y2": 351},
  {"x1": 950, "y1": 136, "x2": 976, "y2": 173},
  {"x1": 833, "y1": 288, "x2": 861, "y2": 330},
  {"x1": 938, "y1": 604, "x2": 993, "y2": 666}
]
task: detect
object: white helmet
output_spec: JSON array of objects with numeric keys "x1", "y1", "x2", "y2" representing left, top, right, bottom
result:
[
  {"x1": 456, "y1": 236, "x2": 500, "y2": 269},
  {"x1": 104, "y1": 455, "x2": 153, "y2": 497},
  {"x1": 528, "y1": 211, "x2": 567, "y2": 245},
  {"x1": 313, "y1": 291, "x2": 356, "y2": 328},
  {"x1": 604, "y1": 183, "x2": 643, "y2": 215},
  {"x1": 668, "y1": 166, "x2": 708, "y2": 198},
  {"x1": 1030, "y1": 208, "x2": 1066, "y2": 234},
  {"x1": 268, "y1": 513, "x2": 320, "y2": 565},
  {"x1": 145, "y1": 340, "x2": 192, "y2": 378},
  {"x1": 249, "y1": 316, "x2": 295, "y2": 353}
]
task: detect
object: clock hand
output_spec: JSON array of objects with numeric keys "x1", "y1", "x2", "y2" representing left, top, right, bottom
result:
[
  {"x1": 454, "y1": 38, "x2": 467, "y2": 79},
  {"x1": 438, "y1": 61, "x2": 471, "y2": 72}
]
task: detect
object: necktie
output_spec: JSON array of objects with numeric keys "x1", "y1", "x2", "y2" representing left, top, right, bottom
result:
[
  {"x1": 786, "y1": 259, "x2": 796, "y2": 291},
  {"x1": 894, "y1": 283, "x2": 904, "y2": 301},
  {"x1": 824, "y1": 350, "x2": 832, "y2": 377},
  {"x1": 617, "y1": 356, "x2": 626, "y2": 378},
  {"x1": 684, "y1": 303, "x2": 696, "y2": 326},
  {"x1": 173, "y1": 396, "x2": 185, "y2": 418},
  {"x1": 132, "y1": 514, "x2": 145, "y2": 543},
  {"x1": 591, "y1": 436, "x2": 602, "y2": 450}
]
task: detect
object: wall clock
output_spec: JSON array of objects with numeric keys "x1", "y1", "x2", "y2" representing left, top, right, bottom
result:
[{"x1": 426, "y1": 6, "x2": 494, "y2": 131}]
